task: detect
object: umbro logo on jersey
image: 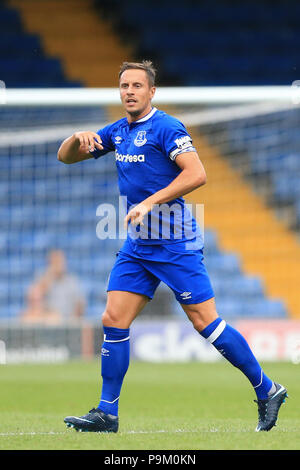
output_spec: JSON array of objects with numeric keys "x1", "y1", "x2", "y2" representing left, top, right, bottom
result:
[
  {"x1": 180, "y1": 291, "x2": 192, "y2": 300},
  {"x1": 114, "y1": 136, "x2": 122, "y2": 144},
  {"x1": 134, "y1": 130, "x2": 147, "y2": 147}
]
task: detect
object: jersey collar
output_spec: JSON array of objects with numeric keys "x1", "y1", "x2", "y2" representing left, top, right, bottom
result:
[{"x1": 130, "y1": 107, "x2": 157, "y2": 125}]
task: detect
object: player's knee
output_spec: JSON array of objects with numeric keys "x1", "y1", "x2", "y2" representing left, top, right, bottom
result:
[
  {"x1": 191, "y1": 317, "x2": 207, "y2": 333},
  {"x1": 102, "y1": 307, "x2": 122, "y2": 327},
  {"x1": 183, "y1": 299, "x2": 218, "y2": 333},
  {"x1": 186, "y1": 309, "x2": 218, "y2": 333}
]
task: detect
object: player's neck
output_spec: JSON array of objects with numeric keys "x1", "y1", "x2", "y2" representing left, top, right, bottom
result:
[{"x1": 126, "y1": 105, "x2": 153, "y2": 124}]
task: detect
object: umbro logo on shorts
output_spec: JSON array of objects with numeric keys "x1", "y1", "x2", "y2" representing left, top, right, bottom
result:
[
  {"x1": 180, "y1": 291, "x2": 192, "y2": 300},
  {"x1": 101, "y1": 347, "x2": 110, "y2": 356}
]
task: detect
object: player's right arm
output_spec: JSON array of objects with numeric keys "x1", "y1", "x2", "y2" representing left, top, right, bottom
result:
[{"x1": 57, "y1": 131, "x2": 103, "y2": 164}]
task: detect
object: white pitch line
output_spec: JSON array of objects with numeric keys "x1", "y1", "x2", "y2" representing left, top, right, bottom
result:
[
  {"x1": 2, "y1": 427, "x2": 282, "y2": 437},
  {"x1": 0, "y1": 432, "x2": 66, "y2": 436},
  {"x1": 124, "y1": 429, "x2": 200, "y2": 434},
  {"x1": 0, "y1": 429, "x2": 199, "y2": 437}
]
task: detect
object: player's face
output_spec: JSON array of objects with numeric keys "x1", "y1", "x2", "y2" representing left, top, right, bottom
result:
[{"x1": 119, "y1": 69, "x2": 156, "y2": 121}]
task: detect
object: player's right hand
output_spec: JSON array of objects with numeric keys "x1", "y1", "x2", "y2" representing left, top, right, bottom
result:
[{"x1": 74, "y1": 131, "x2": 103, "y2": 153}]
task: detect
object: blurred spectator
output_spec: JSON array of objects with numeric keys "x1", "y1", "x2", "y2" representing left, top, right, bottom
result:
[{"x1": 22, "y1": 250, "x2": 85, "y2": 324}]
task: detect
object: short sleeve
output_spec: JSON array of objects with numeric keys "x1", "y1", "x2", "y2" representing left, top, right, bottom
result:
[
  {"x1": 89, "y1": 122, "x2": 115, "y2": 159},
  {"x1": 157, "y1": 116, "x2": 196, "y2": 161}
]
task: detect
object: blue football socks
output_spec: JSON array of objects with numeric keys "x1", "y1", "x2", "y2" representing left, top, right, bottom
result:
[
  {"x1": 97, "y1": 326, "x2": 130, "y2": 417},
  {"x1": 97, "y1": 319, "x2": 274, "y2": 417},
  {"x1": 200, "y1": 317, "x2": 274, "y2": 399}
]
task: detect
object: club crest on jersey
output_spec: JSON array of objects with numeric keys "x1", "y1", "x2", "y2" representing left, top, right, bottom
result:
[{"x1": 134, "y1": 130, "x2": 147, "y2": 147}]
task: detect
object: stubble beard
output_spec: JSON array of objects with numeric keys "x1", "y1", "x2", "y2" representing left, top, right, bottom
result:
[
  {"x1": 125, "y1": 101, "x2": 149, "y2": 121},
  {"x1": 127, "y1": 109, "x2": 142, "y2": 119}
]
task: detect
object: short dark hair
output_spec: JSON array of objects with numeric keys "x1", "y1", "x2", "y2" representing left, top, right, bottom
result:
[{"x1": 119, "y1": 60, "x2": 156, "y2": 87}]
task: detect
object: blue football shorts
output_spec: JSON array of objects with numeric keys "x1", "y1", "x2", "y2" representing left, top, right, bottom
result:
[{"x1": 107, "y1": 237, "x2": 215, "y2": 305}]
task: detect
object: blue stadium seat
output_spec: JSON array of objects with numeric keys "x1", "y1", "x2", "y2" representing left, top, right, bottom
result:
[
  {"x1": 295, "y1": 201, "x2": 300, "y2": 226},
  {"x1": 271, "y1": 173, "x2": 300, "y2": 204},
  {"x1": 0, "y1": 33, "x2": 43, "y2": 58},
  {"x1": 0, "y1": 7, "x2": 23, "y2": 33},
  {"x1": 106, "y1": 0, "x2": 300, "y2": 86},
  {"x1": 0, "y1": 5, "x2": 80, "y2": 87},
  {"x1": 205, "y1": 252, "x2": 242, "y2": 275},
  {"x1": 215, "y1": 298, "x2": 287, "y2": 319},
  {"x1": 211, "y1": 276, "x2": 265, "y2": 300},
  {"x1": 203, "y1": 229, "x2": 220, "y2": 255},
  {"x1": 249, "y1": 152, "x2": 300, "y2": 175}
]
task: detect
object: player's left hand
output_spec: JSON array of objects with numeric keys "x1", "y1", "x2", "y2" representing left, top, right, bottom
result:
[{"x1": 124, "y1": 201, "x2": 153, "y2": 229}]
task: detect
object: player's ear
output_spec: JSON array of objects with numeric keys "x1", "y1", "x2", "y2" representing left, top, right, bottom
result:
[{"x1": 150, "y1": 86, "x2": 156, "y2": 99}]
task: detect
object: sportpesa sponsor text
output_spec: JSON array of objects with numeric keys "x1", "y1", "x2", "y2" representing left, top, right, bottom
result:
[{"x1": 115, "y1": 151, "x2": 145, "y2": 163}]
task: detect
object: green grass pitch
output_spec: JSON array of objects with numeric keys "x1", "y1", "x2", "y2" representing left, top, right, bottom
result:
[{"x1": 0, "y1": 360, "x2": 298, "y2": 450}]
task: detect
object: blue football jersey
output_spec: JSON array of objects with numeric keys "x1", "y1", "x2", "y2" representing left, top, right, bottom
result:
[{"x1": 91, "y1": 107, "x2": 203, "y2": 246}]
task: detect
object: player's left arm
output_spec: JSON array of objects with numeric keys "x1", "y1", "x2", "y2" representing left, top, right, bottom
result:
[
  {"x1": 148, "y1": 150, "x2": 206, "y2": 203},
  {"x1": 124, "y1": 151, "x2": 206, "y2": 227}
]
